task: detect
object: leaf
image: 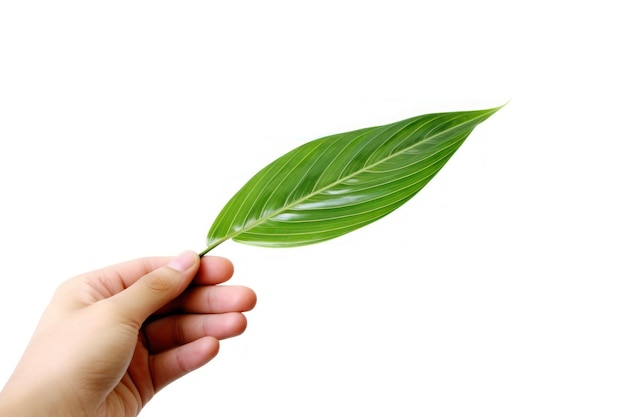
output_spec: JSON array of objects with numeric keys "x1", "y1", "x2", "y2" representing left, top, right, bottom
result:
[{"x1": 201, "y1": 106, "x2": 502, "y2": 255}]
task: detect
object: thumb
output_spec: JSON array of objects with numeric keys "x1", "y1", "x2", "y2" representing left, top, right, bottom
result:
[{"x1": 108, "y1": 251, "x2": 200, "y2": 326}]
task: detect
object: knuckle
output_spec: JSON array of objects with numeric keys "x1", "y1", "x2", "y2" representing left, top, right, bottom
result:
[{"x1": 143, "y1": 271, "x2": 176, "y2": 293}]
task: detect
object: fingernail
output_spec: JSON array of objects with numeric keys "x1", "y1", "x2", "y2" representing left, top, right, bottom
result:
[{"x1": 168, "y1": 251, "x2": 197, "y2": 272}]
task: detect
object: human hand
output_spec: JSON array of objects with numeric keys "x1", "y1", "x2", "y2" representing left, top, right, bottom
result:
[{"x1": 0, "y1": 251, "x2": 256, "y2": 417}]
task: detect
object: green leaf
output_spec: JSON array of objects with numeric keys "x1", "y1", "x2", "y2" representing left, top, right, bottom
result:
[{"x1": 201, "y1": 106, "x2": 502, "y2": 255}]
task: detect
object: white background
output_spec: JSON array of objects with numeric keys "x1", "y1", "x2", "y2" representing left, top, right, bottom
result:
[{"x1": 1, "y1": 1, "x2": 624, "y2": 416}]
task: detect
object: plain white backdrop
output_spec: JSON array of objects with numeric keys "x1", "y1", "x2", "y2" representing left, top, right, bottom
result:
[{"x1": 1, "y1": 1, "x2": 624, "y2": 416}]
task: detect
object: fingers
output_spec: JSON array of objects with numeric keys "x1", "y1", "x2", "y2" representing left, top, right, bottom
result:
[
  {"x1": 105, "y1": 251, "x2": 200, "y2": 326},
  {"x1": 85, "y1": 255, "x2": 233, "y2": 293},
  {"x1": 177, "y1": 285, "x2": 257, "y2": 314},
  {"x1": 150, "y1": 337, "x2": 220, "y2": 392},
  {"x1": 156, "y1": 279, "x2": 256, "y2": 316},
  {"x1": 144, "y1": 312, "x2": 247, "y2": 353},
  {"x1": 144, "y1": 284, "x2": 256, "y2": 352},
  {"x1": 193, "y1": 256, "x2": 235, "y2": 285}
]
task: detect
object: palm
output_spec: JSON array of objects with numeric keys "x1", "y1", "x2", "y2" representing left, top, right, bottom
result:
[{"x1": 99, "y1": 338, "x2": 155, "y2": 417}]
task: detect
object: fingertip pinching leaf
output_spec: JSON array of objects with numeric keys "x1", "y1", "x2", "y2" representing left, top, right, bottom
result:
[{"x1": 200, "y1": 105, "x2": 504, "y2": 256}]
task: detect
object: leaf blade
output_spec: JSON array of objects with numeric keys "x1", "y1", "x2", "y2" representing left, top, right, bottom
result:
[{"x1": 206, "y1": 106, "x2": 501, "y2": 250}]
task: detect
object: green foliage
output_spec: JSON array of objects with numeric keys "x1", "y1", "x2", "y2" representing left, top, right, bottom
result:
[{"x1": 200, "y1": 106, "x2": 502, "y2": 255}]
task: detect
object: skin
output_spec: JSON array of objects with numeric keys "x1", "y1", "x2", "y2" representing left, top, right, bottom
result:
[{"x1": 0, "y1": 251, "x2": 256, "y2": 417}]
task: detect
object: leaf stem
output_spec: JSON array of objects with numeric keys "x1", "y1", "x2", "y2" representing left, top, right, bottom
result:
[{"x1": 197, "y1": 238, "x2": 227, "y2": 257}]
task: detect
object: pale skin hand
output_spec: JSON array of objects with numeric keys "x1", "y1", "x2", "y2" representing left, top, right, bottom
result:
[{"x1": 0, "y1": 251, "x2": 256, "y2": 417}]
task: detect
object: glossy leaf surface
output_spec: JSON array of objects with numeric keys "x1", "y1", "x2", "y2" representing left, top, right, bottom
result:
[{"x1": 204, "y1": 106, "x2": 501, "y2": 253}]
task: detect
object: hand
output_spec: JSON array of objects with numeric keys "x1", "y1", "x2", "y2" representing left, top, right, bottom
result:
[{"x1": 0, "y1": 251, "x2": 256, "y2": 417}]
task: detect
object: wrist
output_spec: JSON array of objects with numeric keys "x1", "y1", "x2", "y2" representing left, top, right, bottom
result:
[
  {"x1": 0, "y1": 384, "x2": 79, "y2": 417},
  {"x1": 0, "y1": 389, "x2": 39, "y2": 417}
]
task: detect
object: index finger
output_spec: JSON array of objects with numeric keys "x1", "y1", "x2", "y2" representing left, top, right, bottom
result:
[{"x1": 192, "y1": 256, "x2": 235, "y2": 285}]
